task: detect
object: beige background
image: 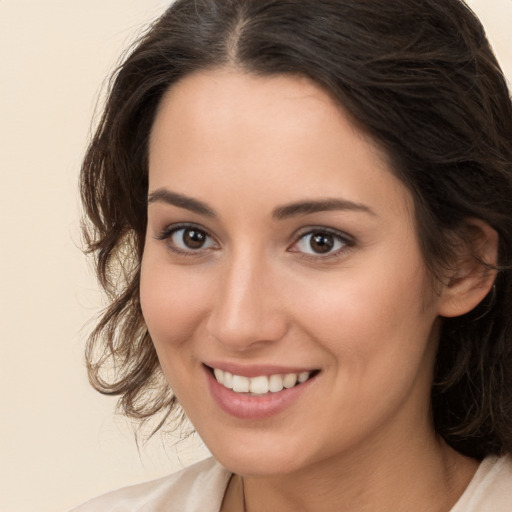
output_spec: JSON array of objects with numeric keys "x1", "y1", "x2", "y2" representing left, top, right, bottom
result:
[{"x1": 0, "y1": 1, "x2": 510, "y2": 511}]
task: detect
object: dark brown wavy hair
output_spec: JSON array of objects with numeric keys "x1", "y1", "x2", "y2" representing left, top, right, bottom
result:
[{"x1": 81, "y1": 0, "x2": 512, "y2": 458}]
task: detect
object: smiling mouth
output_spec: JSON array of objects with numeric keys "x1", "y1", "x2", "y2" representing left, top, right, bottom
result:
[{"x1": 208, "y1": 366, "x2": 320, "y2": 395}]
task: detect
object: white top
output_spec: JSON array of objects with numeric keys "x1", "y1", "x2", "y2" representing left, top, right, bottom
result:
[
  {"x1": 70, "y1": 455, "x2": 512, "y2": 512},
  {"x1": 450, "y1": 455, "x2": 512, "y2": 512},
  {"x1": 70, "y1": 458, "x2": 231, "y2": 512}
]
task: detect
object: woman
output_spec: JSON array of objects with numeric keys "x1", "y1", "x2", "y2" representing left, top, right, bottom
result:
[{"x1": 73, "y1": 0, "x2": 512, "y2": 510}]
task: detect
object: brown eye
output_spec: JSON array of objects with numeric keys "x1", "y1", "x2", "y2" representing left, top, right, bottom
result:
[
  {"x1": 293, "y1": 229, "x2": 350, "y2": 257},
  {"x1": 165, "y1": 226, "x2": 216, "y2": 253},
  {"x1": 309, "y1": 233, "x2": 335, "y2": 254},
  {"x1": 182, "y1": 228, "x2": 207, "y2": 249}
]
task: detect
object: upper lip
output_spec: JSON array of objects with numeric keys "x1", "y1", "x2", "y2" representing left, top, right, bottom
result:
[{"x1": 203, "y1": 361, "x2": 317, "y2": 378}]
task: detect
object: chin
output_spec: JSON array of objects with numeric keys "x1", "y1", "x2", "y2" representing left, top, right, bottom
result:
[{"x1": 199, "y1": 427, "x2": 319, "y2": 477}]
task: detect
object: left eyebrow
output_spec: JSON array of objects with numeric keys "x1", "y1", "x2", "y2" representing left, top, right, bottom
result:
[
  {"x1": 272, "y1": 198, "x2": 376, "y2": 221},
  {"x1": 147, "y1": 188, "x2": 217, "y2": 217}
]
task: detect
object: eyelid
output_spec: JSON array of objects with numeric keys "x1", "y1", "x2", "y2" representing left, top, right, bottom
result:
[
  {"x1": 289, "y1": 226, "x2": 355, "y2": 259},
  {"x1": 154, "y1": 222, "x2": 218, "y2": 255},
  {"x1": 154, "y1": 221, "x2": 210, "y2": 238},
  {"x1": 154, "y1": 222, "x2": 354, "y2": 260}
]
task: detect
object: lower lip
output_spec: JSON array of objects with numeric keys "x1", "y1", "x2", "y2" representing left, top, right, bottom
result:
[{"x1": 205, "y1": 366, "x2": 317, "y2": 420}]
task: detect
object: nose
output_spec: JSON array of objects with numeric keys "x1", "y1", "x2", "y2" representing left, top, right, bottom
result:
[{"x1": 206, "y1": 251, "x2": 289, "y2": 352}]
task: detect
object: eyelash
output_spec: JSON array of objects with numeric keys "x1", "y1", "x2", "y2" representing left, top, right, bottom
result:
[
  {"x1": 290, "y1": 227, "x2": 354, "y2": 261},
  {"x1": 155, "y1": 223, "x2": 218, "y2": 257},
  {"x1": 154, "y1": 223, "x2": 354, "y2": 260}
]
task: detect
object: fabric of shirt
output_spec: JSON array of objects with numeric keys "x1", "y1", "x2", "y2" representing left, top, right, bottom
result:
[
  {"x1": 450, "y1": 455, "x2": 512, "y2": 512},
  {"x1": 70, "y1": 454, "x2": 512, "y2": 512},
  {"x1": 70, "y1": 458, "x2": 230, "y2": 512}
]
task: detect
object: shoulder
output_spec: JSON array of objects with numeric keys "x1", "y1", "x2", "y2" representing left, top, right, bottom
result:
[
  {"x1": 69, "y1": 457, "x2": 232, "y2": 512},
  {"x1": 451, "y1": 455, "x2": 512, "y2": 512}
]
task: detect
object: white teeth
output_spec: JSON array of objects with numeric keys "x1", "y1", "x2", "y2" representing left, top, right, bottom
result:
[
  {"x1": 249, "y1": 376, "x2": 269, "y2": 394},
  {"x1": 283, "y1": 373, "x2": 298, "y2": 388},
  {"x1": 232, "y1": 375, "x2": 250, "y2": 393},
  {"x1": 213, "y1": 369, "x2": 312, "y2": 394},
  {"x1": 298, "y1": 371, "x2": 310, "y2": 383},
  {"x1": 269, "y1": 374, "x2": 284, "y2": 392},
  {"x1": 223, "y1": 371, "x2": 233, "y2": 389}
]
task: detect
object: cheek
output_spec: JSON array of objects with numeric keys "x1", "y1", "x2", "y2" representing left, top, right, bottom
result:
[
  {"x1": 295, "y1": 262, "x2": 439, "y2": 430},
  {"x1": 139, "y1": 251, "x2": 216, "y2": 402},
  {"x1": 292, "y1": 253, "x2": 437, "y2": 370},
  {"x1": 139, "y1": 251, "x2": 212, "y2": 350}
]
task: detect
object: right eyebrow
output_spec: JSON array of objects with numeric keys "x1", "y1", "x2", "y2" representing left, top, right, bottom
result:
[
  {"x1": 147, "y1": 188, "x2": 217, "y2": 217},
  {"x1": 272, "y1": 198, "x2": 376, "y2": 220}
]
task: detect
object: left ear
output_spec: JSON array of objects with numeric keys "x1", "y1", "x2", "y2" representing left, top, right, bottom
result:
[{"x1": 437, "y1": 219, "x2": 498, "y2": 318}]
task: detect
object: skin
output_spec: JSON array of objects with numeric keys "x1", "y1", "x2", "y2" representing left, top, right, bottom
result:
[{"x1": 140, "y1": 69, "x2": 491, "y2": 511}]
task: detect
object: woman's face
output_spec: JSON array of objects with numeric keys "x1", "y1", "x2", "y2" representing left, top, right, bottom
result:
[{"x1": 141, "y1": 69, "x2": 445, "y2": 476}]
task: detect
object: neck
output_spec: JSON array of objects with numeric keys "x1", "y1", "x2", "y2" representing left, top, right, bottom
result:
[{"x1": 234, "y1": 434, "x2": 478, "y2": 512}]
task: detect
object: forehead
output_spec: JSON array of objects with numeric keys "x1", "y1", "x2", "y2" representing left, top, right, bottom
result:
[
  {"x1": 148, "y1": 68, "x2": 414, "y2": 220},
  {"x1": 154, "y1": 69, "x2": 339, "y2": 126}
]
